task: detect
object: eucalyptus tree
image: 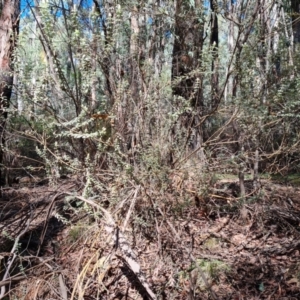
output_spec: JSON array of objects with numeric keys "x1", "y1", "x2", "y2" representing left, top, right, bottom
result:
[
  {"x1": 0, "y1": 0, "x2": 20, "y2": 181},
  {"x1": 0, "y1": 0, "x2": 20, "y2": 108},
  {"x1": 171, "y1": 0, "x2": 206, "y2": 159},
  {"x1": 210, "y1": 0, "x2": 219, "y2": 107}
]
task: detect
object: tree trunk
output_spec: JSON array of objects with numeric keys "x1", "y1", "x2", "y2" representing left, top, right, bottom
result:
[
  {"x1": 171, "y1": 0, "x2": 205, "y2": 160},
  {"x1": 0, "y1": 0, "x2": 20, "y2": 184},
  {"x1": 210, "y1": 0, "x2": 219, "y2": 109},
  {"x1": 225, "y1": 0, "x2": 235, "y2": 103},
  {"x1": 291, "y1": 0, "x2": 300, "y2": 45}
]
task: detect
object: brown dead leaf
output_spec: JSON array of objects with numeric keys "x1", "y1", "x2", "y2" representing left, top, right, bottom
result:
[
  {"x1": 287, "y1": 278, "x2": 300, "y2": 287},
  {"x1": 231, "y1": 234, "x2": 246, "y2": 246}
]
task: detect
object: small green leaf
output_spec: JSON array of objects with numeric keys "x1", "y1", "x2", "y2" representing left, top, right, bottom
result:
[{"x1": 258, "y1": 282, "x2": 264, "y2": 292}]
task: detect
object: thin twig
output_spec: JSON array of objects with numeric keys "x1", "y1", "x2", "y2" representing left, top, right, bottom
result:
[
  {"x1": 122, "y1": 185, "x2": 140, "y2": 231},
  {"x1": 0, "y1": 214, "x2": 32, "y2": 299}
]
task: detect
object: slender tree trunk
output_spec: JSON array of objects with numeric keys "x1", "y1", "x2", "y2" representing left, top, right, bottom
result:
[
  {"x1": 225, "y1": 0, "x2": 235, "y2": 103},
  {"x1": 280, "y1": 5, "x2": 294, "y2": 77},
  {"x1": 257, "y1": 0, "x2": 269, "y2": 105},
  {"x1": 291, "y1": 0, "x2": 300, "y2": 46},
  {"x1": 127, "y1": 5, "x2": 142, "y2": 152},
  {"x1": 0, "y1": 0, "x2": 20, "y2": 183},
  {"x1": 210, "y1": 0, "x2": 219, "y2": 109},
  {"x1": 271, "y1": 3, "x2": 280, "y2": 82}
]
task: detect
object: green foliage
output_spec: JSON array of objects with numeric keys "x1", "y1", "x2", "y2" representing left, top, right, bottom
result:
[
  {"x1": 5, "y1": 0, "x2": 300, "y2": 183},
  {"x1": 195, "y1": 258, "x2": 230, "y2": 280},
  {"x1": 68, "y1": 224, "x2": 89, "y2": 243},
  {"x1": 179, "y1": 258, "x2": 230, "y2": 291}
]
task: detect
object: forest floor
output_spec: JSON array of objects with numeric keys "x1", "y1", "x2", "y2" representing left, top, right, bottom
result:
[{"x1": 1, "y1": 174, "x2": 300, "y2": 299}]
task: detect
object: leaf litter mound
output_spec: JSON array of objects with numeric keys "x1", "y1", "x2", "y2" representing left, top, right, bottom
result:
[{"x1": 1, "y1": 175, "x2": 300, "y2": 299}]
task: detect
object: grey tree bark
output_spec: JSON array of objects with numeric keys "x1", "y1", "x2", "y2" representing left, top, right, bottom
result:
[{"x1": 0, "y1": 0, "x2": 20, "y2": 183}]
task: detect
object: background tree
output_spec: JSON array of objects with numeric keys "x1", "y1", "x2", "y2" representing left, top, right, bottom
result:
[{"x1": 171, "y1": 0, "x2": 205, "y2": 160}]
